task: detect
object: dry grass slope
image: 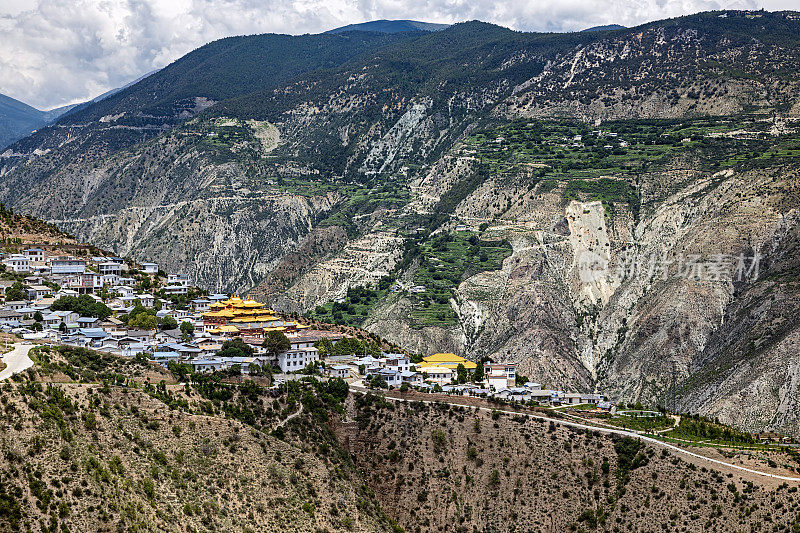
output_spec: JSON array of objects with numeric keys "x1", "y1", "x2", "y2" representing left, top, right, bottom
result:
[{"x1": 346, "y1": 394, "x2": 800, "y2": 532}]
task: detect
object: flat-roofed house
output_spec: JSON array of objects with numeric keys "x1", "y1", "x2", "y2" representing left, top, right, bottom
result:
[
  {"x1": 51, "y1": 257, "x2": 86, "y2": 275},
  {"x1": 3, "y1": 254, "x2": 29, "y2": 273},
  {"x1": 419, "y1": 366, "x2": 453, "y2": 384},
  {"x1": 141, "y1": 263, "x2": 158, "y2": 274},
  {"x1": 326, "y1": 365, "x2": 352, "y2": 379},
  {"x1": 484, "y1": 363, "x2": 516, "y2": 391}
]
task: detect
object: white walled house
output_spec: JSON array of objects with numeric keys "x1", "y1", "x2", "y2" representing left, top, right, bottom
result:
[
  {"x1": 420, "y1": 366, "x2": 453, "y2": 385},
  {"x1": 50, "y1": 258, "x2": 86, "y2": 275},
  {"x1": 23, "y1": 248, "x2": 45, "y2": 261},
  {"x1": 278, "y1": 347, "x2": 319, "y2": 373},
  {"x1": 141, "y1": 263, "x2": 158, "y2": 274},
  {"x1": 3, "y1": 254, "x2": 30, "y2": 273},
  {"x1": 113, "y1": 286, "x2": 136, "y2": 298},
  {"x1": 326, "y1": 365, "x2": 351, "y2": 379},
  {"x1": 484, "y1": 363, "x2": 517, "y2": 391},
  {"x1": 98, "y1": 262, "x2": 122, "y2": 276},
  {"x1": 384, "y1": 355, "x2": 411, "y2": 373},
  {"x1": 167, "y1": 273, "x2": 189, "y2": 286}
]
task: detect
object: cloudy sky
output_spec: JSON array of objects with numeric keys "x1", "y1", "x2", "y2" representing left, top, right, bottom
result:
[{"x1": 0, "y1": 0, "x2": 794, "y2": 110}]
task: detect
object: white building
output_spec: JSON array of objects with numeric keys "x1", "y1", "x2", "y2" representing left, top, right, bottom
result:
[
  {"x1": 326, "y1": 365, "x2": 351, "y2": 379},
  {"x1": 3, "y1": 254, "x2": 30, "y2": 273},
  {"x1": 167, "y1": 273, "x2": 189, "y2": 286},
  {"x1": 191, "y1": 359, "x2": 225, "y2": 373},
  {"x1": 420, "y1": 366, "x2": 453, "y2": 385},
  {"x1": 51, "y1": 258, "x2": 86, "y2": 275},
  {"x1": 23, "y1": 248, "x2": 45, "y2": 261},
  {"x1": 141, "y1": 263, "x2": 158, "y2": 274},
  {"x1": 278, "y1": 346, "x2": 319, "y2": 373},
  {"x1": 98, "y1": 262, "x2": 122, "y2": 276},
  {"x1": 113, "y1": 286, "x2": 136, "y2": 298},
  {"x1": 484, "y1": 363, "x2": 516, "y2": 391},
  {"x1": 384, "y1": 355, "x2": 411, "y2": 373}
]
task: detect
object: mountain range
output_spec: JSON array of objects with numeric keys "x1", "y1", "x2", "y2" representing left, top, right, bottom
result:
[
  {"x1": 0, "y1": 71, "x2": 160, "y2": 151},
  {"x1": 1, "y1": 10, "x2": 800, "y2": 437},
  {"x1": 0, "y1": 93, "x2": 70, "y2": 150}
]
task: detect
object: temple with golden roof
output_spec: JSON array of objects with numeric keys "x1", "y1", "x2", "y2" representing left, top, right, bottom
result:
[
  {"x1": 202, "y1": 296, "x2": 308, "y2": 336},
  {"x1": 417, "y1": 353, "x2": 477, "y2": 370}
]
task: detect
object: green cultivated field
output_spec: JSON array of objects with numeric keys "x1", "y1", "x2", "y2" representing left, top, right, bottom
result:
[{"x1": 408, "y1": 232, "x2": 512, "y2": 327}]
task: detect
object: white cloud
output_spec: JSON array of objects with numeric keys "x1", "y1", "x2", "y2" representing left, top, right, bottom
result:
[{"x1": 0, "y1": 0, "x2": 781, "y2": 110}]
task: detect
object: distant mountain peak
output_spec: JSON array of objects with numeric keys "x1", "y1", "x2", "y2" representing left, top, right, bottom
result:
[
  {"x1": 581, "y1": 24, "x2": 626, "y2": 32},
  {"x1": 326, "y1": 19, "x2": 449, "y2": 34}
]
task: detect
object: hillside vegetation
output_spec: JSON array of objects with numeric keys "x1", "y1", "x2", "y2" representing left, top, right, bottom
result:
[
  {"x1": 0, "y1": 346, "x2": 401, "y2": 532},
  {"x1": 347, "y1": 392, "x2": 800, "y2": 532},
  {"x1": 4, "y1": 345, "x2": 800, "y2": 532}
]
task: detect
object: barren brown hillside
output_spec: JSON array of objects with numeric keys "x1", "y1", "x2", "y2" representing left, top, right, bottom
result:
[{"x1": 345, "y1": 393, "x2": 800, "y2": 532}]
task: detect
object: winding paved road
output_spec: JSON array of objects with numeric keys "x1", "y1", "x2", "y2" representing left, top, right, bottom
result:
[
  {"x1": 0, "y1": 344, "x2": 35, "y2": 381},
  {"x1": 351, "y1": 387, "x2": 800, "y2": 483}
]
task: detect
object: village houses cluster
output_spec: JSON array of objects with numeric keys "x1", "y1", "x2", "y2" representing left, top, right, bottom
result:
[
  {"x1": 0, "y1": 246, "x2": 605, "y2": 406},
  {"x1": 352, "y1": 352, "x2": 606, "y2": 407}
]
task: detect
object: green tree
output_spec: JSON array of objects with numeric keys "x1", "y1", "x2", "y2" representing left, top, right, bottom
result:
[
  {"x1": 180, "y1": 321, "x2": 194, "y2": 339},
  {"x1": 218, "y1": 337, "x2": 254, "y2": 358},
  {"x1": 33, "y1": 310, "x2": 43, "y2": 322},
  {"x1": 325, "y1": 378, "x2": 349, "y2": 401},
  {"x1": 471, "y1": 361, "x2": 484, "y2": 383},
  {"x1": 456, "y1": 363, "x2": 468, "y2": 384},
  {"x1": 32, "y1": 322, "x2": 43, "y2": 332},
  {"x1": 98, "y1": 283, "x2": 111, "y2": 303},
  {"x1": 59, "y1": 321, "x2": 67, "y2": 333},
  {"x1": 130, "y1": 313, "x2": 158, "y2": 330},
  {"x1": 160, "y1": 315, "x2": 178, "y2": 330},
  {"x1": 51, "y1": 294, "x2": 112, "y2": 319},
  {"x1": 262, "y1": 331, "x2": 290, "y2": 358},
  {"x1": 5, "y1": 282, "x2": 24, "y2": 302}
]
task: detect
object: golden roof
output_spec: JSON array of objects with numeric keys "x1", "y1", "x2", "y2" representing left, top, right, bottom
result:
[
  {"x1": 424, "y1": 353, "x2": 465, "y2": 362},
  {"x1": 203, "y1": 310, "x2": 235, "y2": 318},
  {"x1": 417, "y1": 360, "x2": 477, "y2": 370},
  {"x1": 208, "y1": 325, "x2": 240, "y2": 333},
  {"x1": 263, "y1": 326, "x2": 288, "y2": 332}
]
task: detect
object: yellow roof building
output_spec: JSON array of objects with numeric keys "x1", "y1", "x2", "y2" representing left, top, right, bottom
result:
[
  {"x1": 207, "y1": 325, "x2": 240, "y2": 334},
  {"x1": 418, "y1": 353, "x2": 477, "y2": 370}
]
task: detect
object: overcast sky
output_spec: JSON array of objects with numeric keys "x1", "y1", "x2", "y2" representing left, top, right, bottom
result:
[{"x1": 0, "y1": 0, "x2": 794, "y2": 110}]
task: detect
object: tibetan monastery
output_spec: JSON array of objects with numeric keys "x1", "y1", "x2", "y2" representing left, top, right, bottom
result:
[
  {"x1": 416, "y1": 353, "x2": 477, "y2": 370},
  {"x1": 202, "y1": 296, "x2": 308, "y2": 336}
]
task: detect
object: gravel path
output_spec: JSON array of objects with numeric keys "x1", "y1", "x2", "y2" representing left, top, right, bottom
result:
[{"x1": 0, "y1": 344, "x2": 35, "y2": 381}]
